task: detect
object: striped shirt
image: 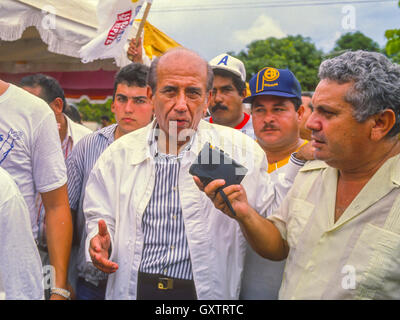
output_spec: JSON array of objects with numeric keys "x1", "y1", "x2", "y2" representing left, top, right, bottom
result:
[
  {"x1": 66, "y1": 124, "x2": 117, "y2": 283},
  {"x1": 139, "y1": 128, "x2": 194, "y2": 280}
]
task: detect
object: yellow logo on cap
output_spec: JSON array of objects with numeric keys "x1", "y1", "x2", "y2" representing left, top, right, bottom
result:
[
  {"x1": 256, "y1": 67, "x2": 279, "y2": 92},
  {"x1": 263, "y1": 68, "x2": 280, "y2": 82}
]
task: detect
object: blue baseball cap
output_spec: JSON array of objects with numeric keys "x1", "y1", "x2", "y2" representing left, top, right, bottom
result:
[{"x1": 243, "y1": 67, "x2": 302, "y2": 104}]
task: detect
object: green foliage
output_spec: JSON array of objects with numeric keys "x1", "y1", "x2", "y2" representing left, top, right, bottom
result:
[
  {"x1": 232, "y1": 35, "x2": 323, "y2": 91},
  {"x1": 331, "y1": 31, "x2": 381, "y2": 54},
  {"x1": 384, "y1": 1, "x2": 400, "y2": 63},
  {"x1": 73, "y1": 25, "x2": 399, "y2": 117},
  {"x1": 76, "y1": 99, "x2": 115, "y2": 123}
]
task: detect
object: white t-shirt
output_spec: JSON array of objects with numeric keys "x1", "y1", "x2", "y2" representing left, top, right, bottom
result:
[
  {"x1": 206, "y1": 112, "x2": 256, "y2": 140},
  {"x1": 0, "y1": 84, "x2": 67, "y2": 238},
  {"x1": 0, "y1": 167, "x2": 44, "y2": 300}
]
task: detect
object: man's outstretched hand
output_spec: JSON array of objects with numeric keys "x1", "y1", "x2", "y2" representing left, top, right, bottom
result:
[{"x1": 89, "y1": 220, "x2": 118, "y2": 274}]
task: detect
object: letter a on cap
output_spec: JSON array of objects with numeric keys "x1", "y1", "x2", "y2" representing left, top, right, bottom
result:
[{"x1": 217, "y1": 55, "x2": 229, "y2": 66}]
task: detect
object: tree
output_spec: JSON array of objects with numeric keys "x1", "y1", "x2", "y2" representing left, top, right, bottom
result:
[
  {"x1": 76, "y1": 98, "x2": 115, "y2": 123},
  {"x1": 331, "y1": 31, "x2": 381, "y2": 54},
  {"x1": 385, "y1": 1, "x2": 400, "y2": 63},
  {"x1": 231, "y1": 35, "x2": 323, "y2": 91}
]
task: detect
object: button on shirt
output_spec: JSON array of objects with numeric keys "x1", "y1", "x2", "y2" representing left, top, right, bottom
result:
[
  {"x1": 268, "y1": 154, "x2": 400, "y2": 299},
  {"x1": 83, "y1": 120, "x2": 303, "y2": 299},
  {"x1": 140, "y1": 130, "x2": 194, "y2": 280}
]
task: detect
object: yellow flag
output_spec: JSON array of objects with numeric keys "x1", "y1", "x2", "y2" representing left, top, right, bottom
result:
[{"x1": 135, "y1": 19, "x2": 182, "y2": 59}]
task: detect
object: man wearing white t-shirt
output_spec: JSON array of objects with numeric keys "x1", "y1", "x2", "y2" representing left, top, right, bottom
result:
[
  {"x1": 0, "y1": 79, "x2": 72, "y2": 300},
  {"x1": 20, "y1": 74, "x2": 91, "y2": 256},
  {"x1": 207, "y1": 53, "x2": 255, "y2": 139},
  {"x1": 0, "y1": 167, "x2": 44, "y2": 300}
]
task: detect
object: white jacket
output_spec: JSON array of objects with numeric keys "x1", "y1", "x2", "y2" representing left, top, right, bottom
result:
[
  {"x1": 84, "y1": 120, "x2": 301, "y2": 300},
  {"x1": 65, "y1": 115, "x2": 92, "y2": 145}
]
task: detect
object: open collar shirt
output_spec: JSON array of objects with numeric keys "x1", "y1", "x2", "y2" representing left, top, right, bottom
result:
[
  {"x1": 83, "y1": 119, "x2": 302, "y2": 299},
  {"x1": 139, "y1": 127, "x2": 195, "y2": 280},
  {"x1": 268, "y1": 154, "x2": 400, "y2": 299}
]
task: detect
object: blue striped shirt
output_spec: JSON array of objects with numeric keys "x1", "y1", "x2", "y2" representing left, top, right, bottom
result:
[
  {"x1": 66, "y1": 124, "x2": 117, "y2": 283},
  {"x1": 139, "y1": 128, "x2": 194, "y2": 280}
]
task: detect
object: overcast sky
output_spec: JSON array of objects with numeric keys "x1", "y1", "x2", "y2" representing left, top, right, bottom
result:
[{"x1": 137, "y1": 0, "x2": 400, "y2": 61}]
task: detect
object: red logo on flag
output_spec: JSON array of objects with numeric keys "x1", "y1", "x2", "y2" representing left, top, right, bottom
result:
[{"x1": 104, "y1": 10, "x2": 132, "y2": 46}]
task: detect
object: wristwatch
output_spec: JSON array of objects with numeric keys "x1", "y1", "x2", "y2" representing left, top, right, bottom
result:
[{"x1": 50, "y1": 287, "x2": 71, "y2": 300}]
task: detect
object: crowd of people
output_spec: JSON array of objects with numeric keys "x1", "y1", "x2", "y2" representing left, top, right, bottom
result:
[{"x1": 0, "y1": 41, "x2": 400, "y2": 300}]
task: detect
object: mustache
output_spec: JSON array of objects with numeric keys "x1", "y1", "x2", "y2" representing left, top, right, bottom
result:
[
  {"x1": 211, "y1": 104, "x2": 228, "y2": 113},
  {"x1": 261, "y1": 123, "x2": 279, "y2": 131},
  {"x1": 311, "y1": 131, "x2": 326, "y2": 142}
]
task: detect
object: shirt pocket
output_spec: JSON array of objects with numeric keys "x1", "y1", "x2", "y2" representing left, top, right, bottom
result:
[
  {"x1": 350, "y1": 223, "x2": 400, "y2": 299},
  {"x1": 286, "y1": 198, "x2": 315, "y2": 248}
]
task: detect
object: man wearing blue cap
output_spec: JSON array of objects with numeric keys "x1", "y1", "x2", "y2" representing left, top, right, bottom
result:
[
  {"x1": 240, "y1": 67, "x2": 310, "y2": 299},
  {"x1": 245, "y1": 67, "x2": 309, "y2": 173}
]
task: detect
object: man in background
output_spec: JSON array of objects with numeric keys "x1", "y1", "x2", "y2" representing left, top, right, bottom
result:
[
  {"x1": 100, "y1": 115, "x2": 111, "y2": 128},
  {"x1": 240, "y1": 67, "x2": 309, "y2": 299},
  {"x1": 299, "y1": 91, "x2": 313, "y2": 140},
  {"x1": 66, "y1": 63, "x2": 154, "y2": 299},
  {"x1": 20, "y1": 74, "x2": 92, "y2": 151},
  {"x1": 207, "y1": 53, "x2": 255, "y2": 139}
]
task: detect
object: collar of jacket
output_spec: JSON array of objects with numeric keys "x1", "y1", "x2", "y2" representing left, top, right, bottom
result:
[{"x1": 129, "y1": 119, "x2": 213, "y2": 166}]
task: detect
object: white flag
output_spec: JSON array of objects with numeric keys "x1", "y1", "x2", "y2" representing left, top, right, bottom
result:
[{"x1": 80, "y1": 0, "x2": 149, "y2": 64}]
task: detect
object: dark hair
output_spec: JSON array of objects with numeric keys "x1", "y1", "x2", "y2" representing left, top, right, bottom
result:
[
  {"x1": 212, "y1": 68, "x2": 246, "y2": 96},
  {"x1": 64, "y1": 104, "x2": 82, "y2": 124},
  {"x1": 300, "y1": 91, "x2": 313, "y2": 111},
  {"x1": 289, "y1": 97, "x2": 302, "y2": 111},
  {"x1": 101, "y1": 115, "x2": 110, "y2": 121},
  {"x1": 147, "y1": 47, "x2": 214, "y2": 93},
  {"x1": 20, "y1": 74, "x2": 66, "y2": 112},
  {"x1": 113, "y1": 63, "x2": 149, "y2": 101}
]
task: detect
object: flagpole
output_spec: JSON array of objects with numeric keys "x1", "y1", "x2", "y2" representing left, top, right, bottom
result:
[{"x1": 127, "y1": 1, "x2": 152, "y2": 61}]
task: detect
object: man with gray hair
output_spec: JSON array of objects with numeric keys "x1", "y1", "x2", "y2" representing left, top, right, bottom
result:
[{"x1": 197, "y1": 50, "x2": 400, "y2": 299}]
